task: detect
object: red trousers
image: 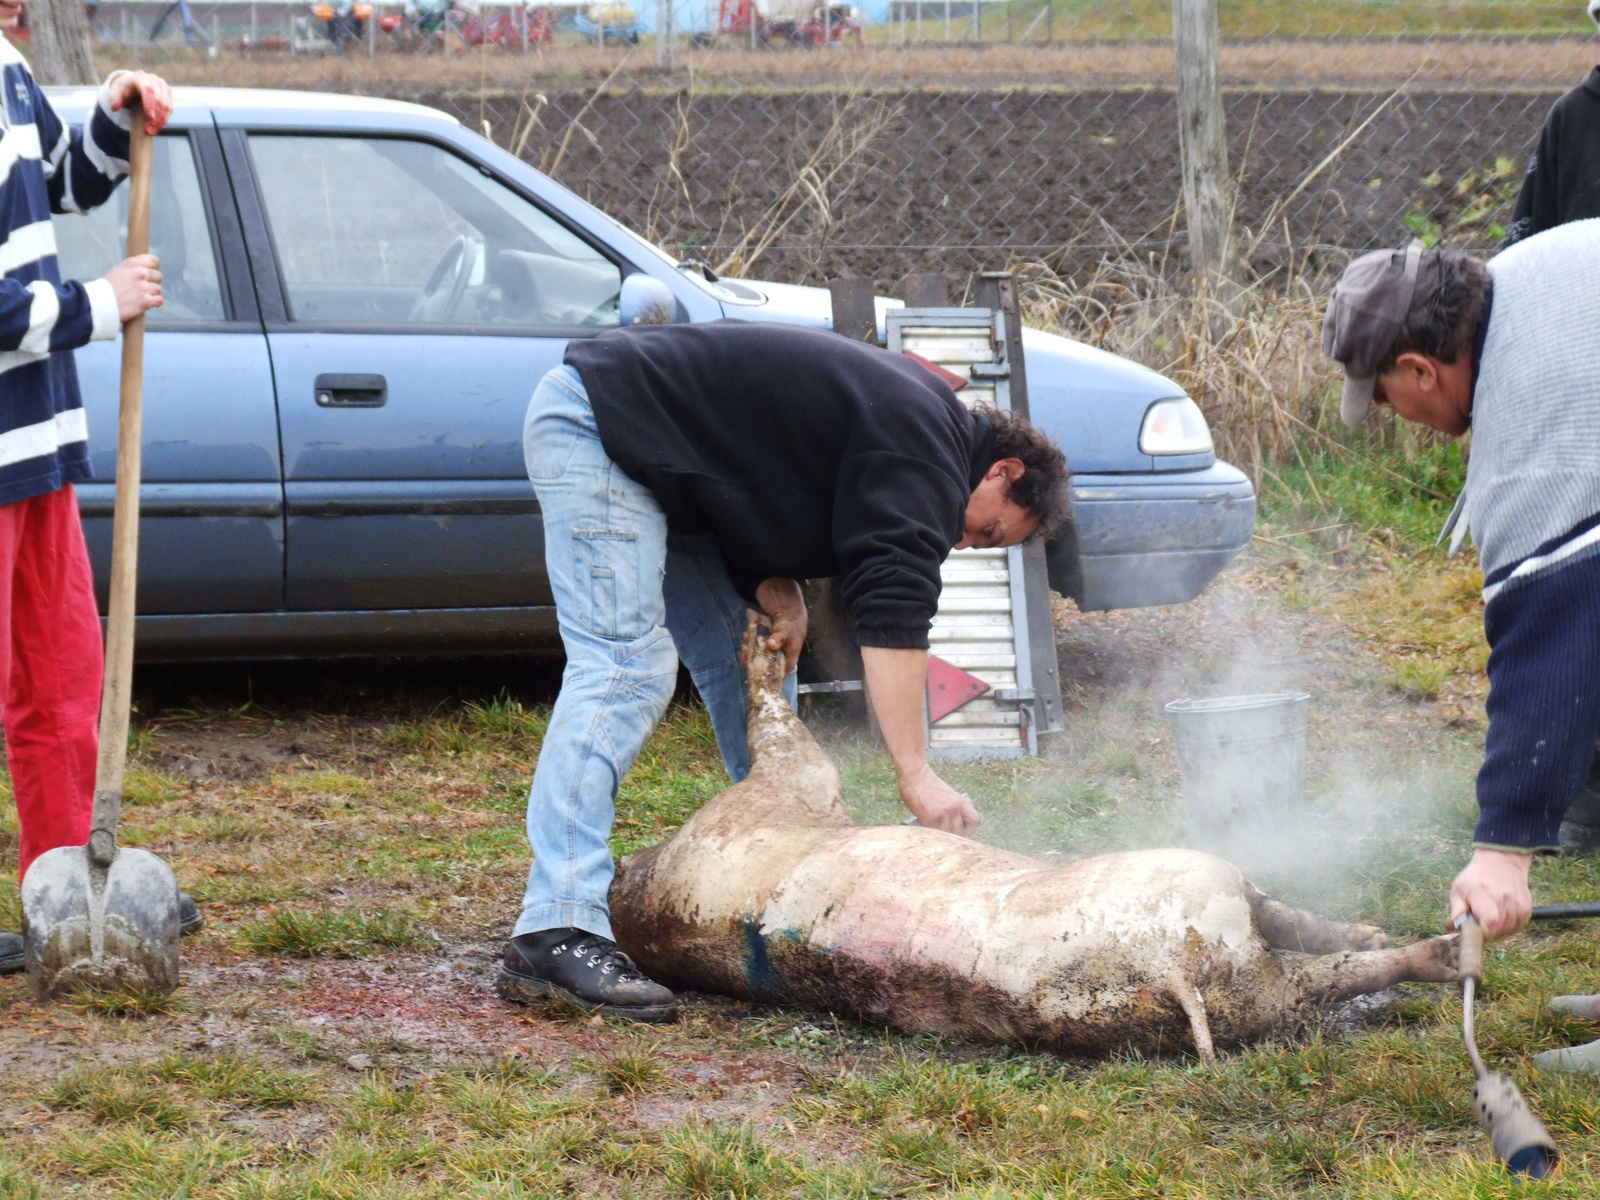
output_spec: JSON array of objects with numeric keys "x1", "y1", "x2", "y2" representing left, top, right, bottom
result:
[{"x1": 0, "y1": 485, "x2": 102, "y2": 882}]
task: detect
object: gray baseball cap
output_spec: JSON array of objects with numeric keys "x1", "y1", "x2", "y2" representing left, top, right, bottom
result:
[{"x1": 1322, "y1": 241, "x2": 1423, "y2": 426}]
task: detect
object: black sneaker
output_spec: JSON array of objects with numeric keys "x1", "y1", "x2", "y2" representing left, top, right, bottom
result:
[
  {"x1": 1562, "y1": 773, "x2": 1600, "y2": 857},
  {"x1": 1560, "y1": 820, "x2": 1600, "y2": 856},
  {"x1": 179, "y1": 893, "x2": 204, "y2": 938},
  {"x1": 496, "y1": 928, "x2": 678, "y2": 1022},
  {"x1": 0, "y1": 931, "x2": 20, "y2": 976}
]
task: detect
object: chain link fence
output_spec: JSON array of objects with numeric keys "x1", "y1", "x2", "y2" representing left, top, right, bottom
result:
[{"x1": 67, "y1": 1, "x2": 1596, "y2": 287}]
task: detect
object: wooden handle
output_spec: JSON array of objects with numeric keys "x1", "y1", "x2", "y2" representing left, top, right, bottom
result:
[
  {"x1": 1458, "y1": 914, "x2": 1484, "y2": 985},
  {"x1": 88, "y1": 104, "x2": 151, "y2": 866}
]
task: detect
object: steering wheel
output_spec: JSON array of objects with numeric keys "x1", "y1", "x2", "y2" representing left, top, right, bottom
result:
[{"x1": 409, "y1": 235, "x2": 478, "y2": 323}]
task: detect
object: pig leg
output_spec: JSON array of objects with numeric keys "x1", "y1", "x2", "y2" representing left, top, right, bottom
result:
[
  {"x1": 1248, "y1": 885, "x2": 1389, "y2": 953},
  {"x1": 1166, "y1": 973, "x2": 1216, "y2": 1065},
  {"x1": 1285, "y1": 934, "x2": 1459, "y2": 1004}
]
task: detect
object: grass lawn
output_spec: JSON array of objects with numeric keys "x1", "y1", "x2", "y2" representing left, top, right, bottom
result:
[{"x1": 2, "y1": 449, "x2": 1600, "y2": 1196}]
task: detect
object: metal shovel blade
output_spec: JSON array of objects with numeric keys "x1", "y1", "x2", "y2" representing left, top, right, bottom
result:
[{"x1": 22, "y1": 835, "x2": 179, "y2": 1001}]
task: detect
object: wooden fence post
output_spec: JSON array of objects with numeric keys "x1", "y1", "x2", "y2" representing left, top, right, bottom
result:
[
  {"x1": 829, "y1": 277, "x2": 878, "y2": 345},
  {"x1": 1171, "y1": 0, "x2": 1240, "y2": 297}
]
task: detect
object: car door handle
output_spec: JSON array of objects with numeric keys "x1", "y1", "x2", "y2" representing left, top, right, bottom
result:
[{"x1": 314, "y1": 374, "x2": 387, "y2": 407}]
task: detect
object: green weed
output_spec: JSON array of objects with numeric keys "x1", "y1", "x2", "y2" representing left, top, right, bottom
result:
[
  {"x1": 665, "y1": 1122, "x2": 807, "y2": 1199},
  {"x1": 235, "y1": 906, "x2": 420, "y2": 957},
  {"x1": 123, "y1": 767, "x2": 187, "y2": 807},
  {"x1": 150, "y1": 1051, "x2": 320, "y2": 1107},
  {"x1": 590, "y1": 1042, "x2": 668, "y2": 1096},
  {"x1": 64, "y1": 986, "x2": 190, "y2": 1018},
  {"x1": 1389, "y1": 657, "x2": 1452, "y2": 701},
  {"x1": 1258, "y1": 442, "x2": 1466, "y2": 554},
  {"x1": 47, "y1": 1066, "x2": 193, "y2": 1129}
]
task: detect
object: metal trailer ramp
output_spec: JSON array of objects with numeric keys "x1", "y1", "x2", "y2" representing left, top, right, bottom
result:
[{"x1": 884, "y1": 287, "x2": 1064, "y2": 759}]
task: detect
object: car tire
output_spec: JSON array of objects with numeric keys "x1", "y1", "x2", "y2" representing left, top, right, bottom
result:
[
  {"x1": 801, "y1": 577, "x2": 862, "y2": 684},
  {"x1": 1045, "y1": 524, "x2": 1083, "y2": 604}
]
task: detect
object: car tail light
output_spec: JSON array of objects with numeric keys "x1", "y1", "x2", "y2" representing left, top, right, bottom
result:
[{"x1": 1139, "y1": 398, "x2": 1213, "y2": 456}]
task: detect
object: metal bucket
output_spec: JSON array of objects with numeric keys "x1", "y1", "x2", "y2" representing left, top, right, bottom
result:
[{"x1": 1164, "y1": 693, "x2": 1310, "y2": 836}]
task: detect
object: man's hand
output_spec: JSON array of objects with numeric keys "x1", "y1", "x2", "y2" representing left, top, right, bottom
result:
[
  {"x1": 860, "y1": 645, "x2": 981, "y2": 837},
  {"x1": 754, "y1": 577, "x2": 806, "y2": 676},
  {"x1": 108, "y1": 71, "x2": 175, "y2": 136},
  {"x1": 104, "y1": 255, "x2": 162, "y2": 322},
  {"x1": 899, "y1": 762, "x2": 980, "y2": 835},
  {"x1": 1449, "y1": 847, "x2": 1534, "y2": 940}
]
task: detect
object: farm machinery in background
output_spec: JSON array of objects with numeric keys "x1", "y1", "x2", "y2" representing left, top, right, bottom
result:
[
  {"x1": 717, "y1": 0, "x2": 863, "y2": 46},
  {"x1": 312, "y1": 0, "x2": 374, "y2": 45},
  {"x1": 572, "y1": 3, "x2": 645, "y2": 43},
  {"x1": 306, "y1": 0, "x2": 556, "y2": 48}
]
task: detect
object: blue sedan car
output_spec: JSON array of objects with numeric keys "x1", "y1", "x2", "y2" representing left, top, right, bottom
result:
[{"x1": 44, "y1": 87, "x2": 1254, "y2": 661}]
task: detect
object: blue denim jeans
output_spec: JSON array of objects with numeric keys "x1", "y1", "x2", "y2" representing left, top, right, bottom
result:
[{"x1": 516, "y1": 365, "x2": 794, "y2": 941}]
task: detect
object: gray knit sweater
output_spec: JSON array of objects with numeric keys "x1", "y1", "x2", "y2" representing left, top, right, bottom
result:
[{"x1": 1458, "y1": 218, "x2": 1600, "y2": 598}]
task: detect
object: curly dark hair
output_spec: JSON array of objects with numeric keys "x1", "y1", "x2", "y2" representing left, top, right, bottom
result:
[
  {"x1": 1375, "y1": 248, "x2": 1491, "y2": 375},
  {"x1": 979, "y1": 406, "x2": 1071, "y2": 542}
]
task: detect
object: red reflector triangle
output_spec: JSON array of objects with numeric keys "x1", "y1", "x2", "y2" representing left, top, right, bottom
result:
[
  {"x1": 927, "y1": 654, "x2": 991, "y2": 723},
  {"x1": 904, "y1": 351, "x2": 969, "y2": 391}
]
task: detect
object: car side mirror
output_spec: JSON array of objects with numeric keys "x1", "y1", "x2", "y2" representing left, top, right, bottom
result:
[{"x1": 620, "y1": 274, "x2": 676, "y2": 326}]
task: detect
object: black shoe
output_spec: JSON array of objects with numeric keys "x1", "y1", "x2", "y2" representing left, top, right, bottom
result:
[
  {"x1": 0, "y1": 931, "x2": 20, "y2": 976},
  {"x1": 497, "y1": 928, "x2": 677, "y2": 1022},
  {"x1": 1561, "y1": 820, "x2": 1600, "y2": 856},
  {"x1": 179, "y1": 893, "x2": 203, "y2": 938},
  {"x1": 1563, "y1": 770, "x2": 1600, "y2": 856}
]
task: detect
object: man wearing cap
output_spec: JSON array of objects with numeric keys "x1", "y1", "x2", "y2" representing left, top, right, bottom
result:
[{"x1": 1323, "y1": 220, "x2": 1600, "y2": 1072}]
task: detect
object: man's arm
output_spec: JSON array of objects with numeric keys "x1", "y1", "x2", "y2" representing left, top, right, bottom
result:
[
  {"x1": 0, "y1": 261, "x2": 159, "y2": 357},
  {"x1": 37, "y1": 70, "x2": 173, "y2": 217},
  {"x1": 1502, "y1": 108, "x2": 1561, "y2": 249},
  {"x1": 1449, "y1": 553, "x2": 1600, "y2": 939},
  {"x1": 861, "y1": 646, "x2": 980, "y2": 835}
]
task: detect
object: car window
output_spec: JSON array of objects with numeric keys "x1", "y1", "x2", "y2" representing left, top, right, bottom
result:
[
  {"x1": 248, "y1": 135, "x2": 622, "y2": 329},
  {"x1": 52, "y1": 134, "x2": 226, "y2": 323}
]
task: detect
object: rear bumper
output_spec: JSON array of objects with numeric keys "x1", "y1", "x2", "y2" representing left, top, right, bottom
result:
[{"x1": 1048, "y1": 463, "x2": 1256, "y2": 612}]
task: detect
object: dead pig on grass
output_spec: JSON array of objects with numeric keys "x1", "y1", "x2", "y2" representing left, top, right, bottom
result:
[{"x1": 610, "y1": 620, "x2": 1460, "y2": 1063}]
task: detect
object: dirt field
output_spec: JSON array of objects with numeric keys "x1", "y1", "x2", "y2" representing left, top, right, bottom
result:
[
  {"x1": 110, "y1": 37, "x2": 1600, "y2": 92},
  {"x1": 448, "y1": 84, "x2": 1550, "y2": 285},
  {"x1": 4, "y1": 522, "x2": 1600, "y2": 1196}
]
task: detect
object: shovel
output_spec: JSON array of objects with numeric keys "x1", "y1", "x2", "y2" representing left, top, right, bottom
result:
[{"x1": 21, "y1": 104, "x2": 181, "y2": 1001}]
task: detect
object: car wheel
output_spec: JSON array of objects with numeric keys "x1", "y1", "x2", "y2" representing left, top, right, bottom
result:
[{"x1": 801, "y1": 578, "x2": 862, "y2": 684}]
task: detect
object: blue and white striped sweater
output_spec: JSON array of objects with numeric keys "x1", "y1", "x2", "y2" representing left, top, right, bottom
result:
[{"x1": 0, "y1": 38, "x2": 128, "y2": 508}]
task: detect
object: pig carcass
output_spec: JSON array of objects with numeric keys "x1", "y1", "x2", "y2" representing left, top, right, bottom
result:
[{"x1": 610, "y1": 622, "x2": 1459, "y2": 1061}]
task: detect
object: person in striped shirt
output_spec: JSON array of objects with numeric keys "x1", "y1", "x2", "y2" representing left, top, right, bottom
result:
[{"x1": 0, "y1": 2, "x2": 180, "y2": 978}]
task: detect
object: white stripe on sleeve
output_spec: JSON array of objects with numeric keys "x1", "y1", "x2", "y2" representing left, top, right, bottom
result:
[
  {"x1": 18, "y1": 281, "x2": 59, "y2": 354},
  {"x1": 84, "y1": 277, "x2": 119, "y2": 341},
  {"x1": 0, "y1": 407, "x2": 87, "y2": 471},
  {"x1": 0, "y1": 123, "x2": 43, "y2": 195},
  {"x1": 0, "y1": 220, "x2": 58, "y2": 277}
]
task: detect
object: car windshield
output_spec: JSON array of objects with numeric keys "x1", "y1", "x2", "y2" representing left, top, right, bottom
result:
[{"x1": 249, "y1": 134, "x2": 622, "y2": 328}]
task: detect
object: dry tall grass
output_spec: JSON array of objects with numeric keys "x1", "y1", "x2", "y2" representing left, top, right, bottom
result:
[{"x1": 1019, "y1": 257, "x2": 1453, "y2": 486}]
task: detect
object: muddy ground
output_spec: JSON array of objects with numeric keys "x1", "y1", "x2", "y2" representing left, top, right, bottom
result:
[{"x1": 5, "y1": 541, "x2": 1600, "y2": 1195}]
